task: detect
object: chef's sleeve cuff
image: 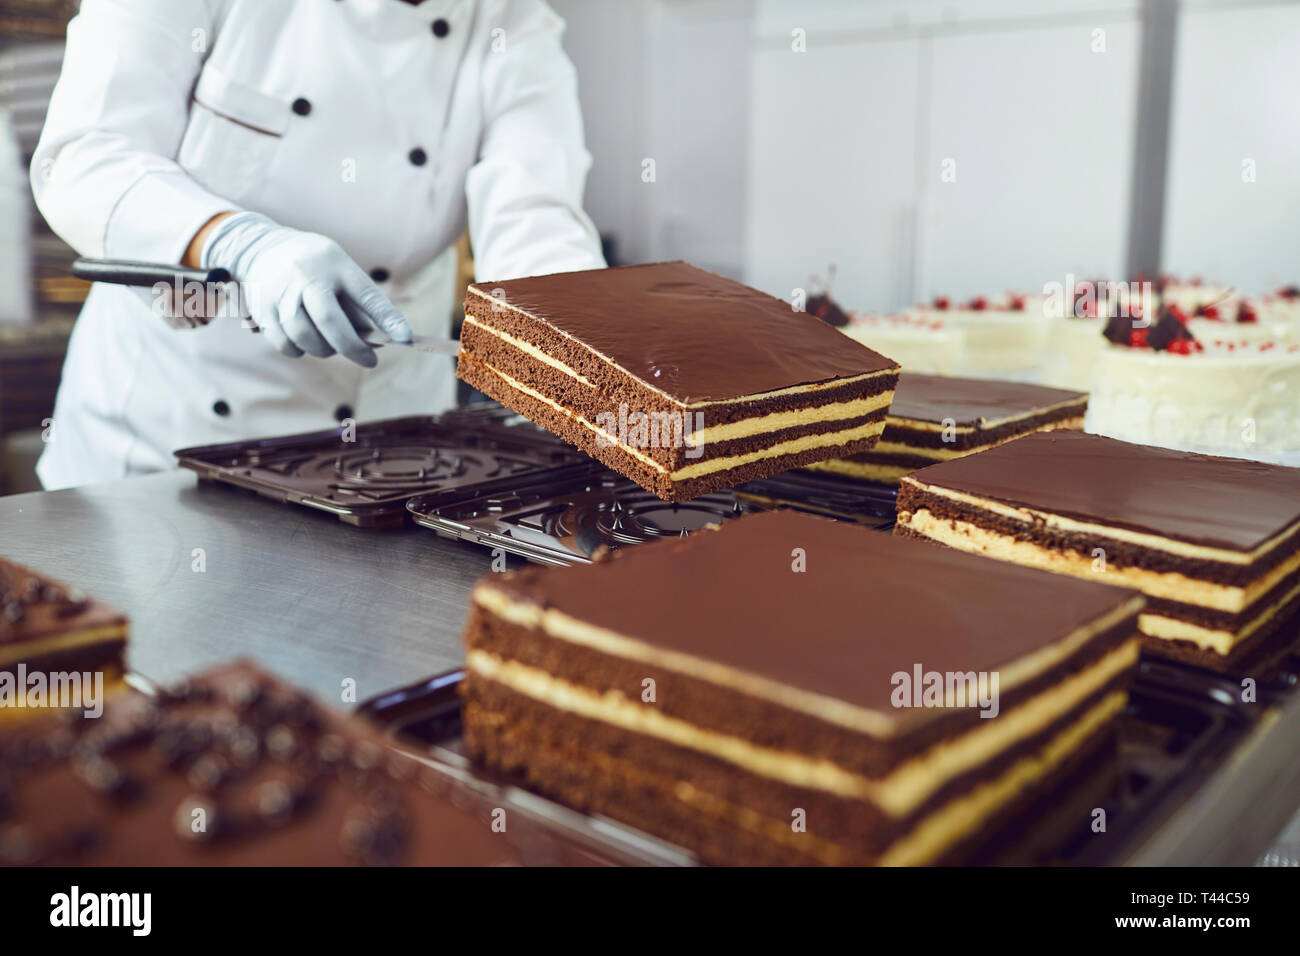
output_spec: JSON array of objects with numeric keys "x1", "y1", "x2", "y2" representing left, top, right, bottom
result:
[{"x1": 103, "y1": 169, "x2": 241, "y2": 265}]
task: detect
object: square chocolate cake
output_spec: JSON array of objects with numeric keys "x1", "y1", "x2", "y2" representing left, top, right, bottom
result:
[
  {"x1": 458, "y1": 262, "x2": 900, "y2": 500},
  {"x1": 896, "y1": 430, "x2": 1300, "y2": 670},
  {"x1": 807, "y1": 373, "x2": 1087, "y2": 485},
  {"x1": 460, "y1": 509, "x2": 1142, "y2": 865}
]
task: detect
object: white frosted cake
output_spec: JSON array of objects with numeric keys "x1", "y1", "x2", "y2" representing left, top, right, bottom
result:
[
  {"x1": 1040, "y1": 316, "x2": 1107, "y2": 391},
  {"x1": 841, "y1": 313, "x2": 964, "y2": 375},
  {"x1": 1252, "y1": 288, "x2": 1300, "y2": 325},
  {"x1": 904, "y1": 296, "x2": 1049, "y2": 381},
  {"x1": 1160, "y1": 280, "x2": 1240, "y2": 319},
  {"x1": 1188, "y1": 292, "x2": 1300, "y2": 345},
  {"x1": 1088, "y1": 325, "x2": 1300, "y2": 464}
]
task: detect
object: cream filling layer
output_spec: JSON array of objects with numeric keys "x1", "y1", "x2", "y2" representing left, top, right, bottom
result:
[
  {"x1": 463, "y1": 315, "x2": 594, "y2": 386},
  {"x1": 473, "y1": 583, "x2": 1141, "y2": 738},
  {"x1": 465, "y1": 291, "x2": 899, "y2": 408},
  {"x1": 889, "y1": 400, "x2": 1087, "y2": 434},
  {"x1": 688, "y1": 394, "x2": 890, "y2": 446},
  {"x1": 657, "y1": 690, "x2": 1123, "y2": 865},
  {"x1": 465, "y1": 315, "x2": 894, "y2": 445},
  {"x1": 879, "y1": 690, "x2": 1125, "y2": 866},
  {"x1": 899, "y1": 505, "x2": 1300, "y2": 614},
  {"x1": 872, "y1": 416, "x2": 1085, "y2": 461},
  {"x1": 1138, "y1": 575, "x2": 1300, "y2": 653},
  {"x1": 0, "y1": 625, "x2": 127, "y2": 669},
  {"x1": 473, "y1": 356, "x2": 887, "y2": 479},
  {"x1": 901, "y1": 478, "x2": 1300, "y2": 566},
  {"x1": 466, "y1": 640, "x2": 1136, "y2": 819}
]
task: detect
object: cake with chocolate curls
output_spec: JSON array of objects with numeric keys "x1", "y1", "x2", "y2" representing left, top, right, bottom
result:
[
  {"x1": 0, "y1": 558, "x2": 128, "y2": 725},
  {"x1": 0, "y1": 660, "x2": 613, "y2": 865}
]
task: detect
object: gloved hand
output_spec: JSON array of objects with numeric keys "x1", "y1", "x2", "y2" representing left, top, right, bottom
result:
[{"x1": 200, "y1": 211, "x2": 411, "y2": 367}]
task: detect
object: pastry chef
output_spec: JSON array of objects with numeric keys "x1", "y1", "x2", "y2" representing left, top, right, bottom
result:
[{"x1": 31, "y1": 0, "x2": 604, "y2": 489}]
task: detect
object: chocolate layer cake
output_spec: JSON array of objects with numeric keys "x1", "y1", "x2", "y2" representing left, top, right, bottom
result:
[
  {"x1": 896, "y1": 431, "x2": 1300, "y2": 671},
  {"x1": 0, "y1": 558, "x2": 128, "y2": 723},
  {"x1": 0, "y1": 660, "x2": 607, "y2": 865},
  {"x1": 460, "y1": 509, "x2": 1143, "y2": 865},
  {"x1": 807, "y1": 373, "x2": 1088, "y2": 485},
  {"x1": 458, "y1": 262, "x2": 900, "y2": 501}
]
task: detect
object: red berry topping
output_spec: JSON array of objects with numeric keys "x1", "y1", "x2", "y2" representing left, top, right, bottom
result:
[
  {"x1": 933, "y1": 296, "x2": 950, "y2": 310},
  {"x1": 1128, "y1": 328, "x2": 1149, "y2": 348},
  {"x1": 969, "y1": 296, "x2": 988, "y2": 311},
  {"x1": 1261, "y1": 341, "x2": 1276, "y2": 351},
  {"x1": 1009, "y1": 295, "x2": 1027, "y2": 311},
  {"x1": 1236, "y1": 304, "x2": 1258, "y2": 323},
  {"x1": 1197, "y1": 304, "x2": 1219, "y2": 319},
  {"x1": 1166, "y1": 338, "x2": 1193, "y2": 355},
  {"x1": 1193, "y1": 340, "x2": 1204, "y2": 352},
  {"x1": 1167, "y1": 303, "x2": 1188, "y2": 323}
]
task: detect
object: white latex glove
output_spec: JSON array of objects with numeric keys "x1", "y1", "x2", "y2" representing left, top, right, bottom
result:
[{"x1": 200, "y1": 211, "x2": 411, "y2": 367}]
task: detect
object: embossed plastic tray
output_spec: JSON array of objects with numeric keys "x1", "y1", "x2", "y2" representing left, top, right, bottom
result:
[
  {"x1": 174, "y1": 414, "x2": 584, "y2": 528},
  {"x1": 406, "y1": 462, "x2": 896, "y2": 567}
]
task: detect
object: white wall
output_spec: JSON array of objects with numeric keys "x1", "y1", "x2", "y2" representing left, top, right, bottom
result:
[
  {"x1": 745, "y1": 0, "x2": 1142, "y2": 310},
  {"x1": 1162, "y1": 0, "x2": 1300, "y2": 293},
  {"x1": 917, "y1": 17, "x2": 1140, "y2": 301},
  {"x1": 550, "y1": 0, "x2": 655, "y2": 265},
  {"x1": 553, "y1": 0, "x2": 752, "y2": 277},
  {"x1": 555, "y1": 0, "x2": 1300, "y2": 311},
  {"x1": 746, "y1": 29, "x2": 923, "y2": 311}
]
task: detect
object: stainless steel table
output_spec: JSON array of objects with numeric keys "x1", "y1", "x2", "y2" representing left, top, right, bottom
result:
[
  {"x1": 0, "y1": 469, "x2": 488, "y2": 704},
  {"x1": 2, "y1": 468, "x2": 1298, "y2": 865}
]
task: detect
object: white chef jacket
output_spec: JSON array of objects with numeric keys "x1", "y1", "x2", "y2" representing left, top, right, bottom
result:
[{"x1": 31, "y1": 0, "x2": 604, "y2": 489}]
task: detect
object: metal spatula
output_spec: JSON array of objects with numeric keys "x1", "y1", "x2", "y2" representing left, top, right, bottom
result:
[{"x1": 71, "y1": 257, "x2": 461, "y2": 354}]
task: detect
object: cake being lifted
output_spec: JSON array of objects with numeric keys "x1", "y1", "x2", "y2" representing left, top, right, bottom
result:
[
  {"x1": 461, "y1": 509, "x2": 1142, "y2": 866},
  {"x1": 457, "y1": 262, "x2": 900, "y2": 501}
]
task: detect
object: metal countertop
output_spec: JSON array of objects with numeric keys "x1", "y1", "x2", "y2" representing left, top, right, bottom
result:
[
  {"x1": 0, "y1": 469, "x2": 488, "y2": 705},
  {"x1": 2, "y1": 467, "x2": 1298, "y2": 866}
]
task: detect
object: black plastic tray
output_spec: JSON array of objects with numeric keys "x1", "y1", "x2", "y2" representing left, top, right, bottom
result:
[
  {"x1": 174, "y1": 414, "x2": 584, "y2": 528},
  {"x1": 406, "y1": 463, "x2": 896, "y2": 567}
]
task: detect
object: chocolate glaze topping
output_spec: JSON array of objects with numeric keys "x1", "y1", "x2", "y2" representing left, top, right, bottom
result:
[
  {"x1": 468, "y1": 262, "x2": 897, "y2": 403},
  {"x1": 486, "y1": 509, "x2": 1137, "y2": 721},
  {"x1": 906, "y1": 431, "x2": 1300, "y2": 551},
  {"x1": 887, "y1": 374, "x2": 1087, "y2": 427}
]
